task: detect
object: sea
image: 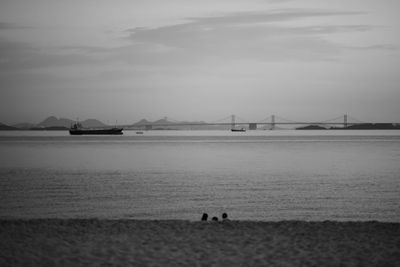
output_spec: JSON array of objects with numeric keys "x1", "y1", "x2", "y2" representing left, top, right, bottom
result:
[{"x1": 0, "y1": 130, "x2": 399, "y2": 222}]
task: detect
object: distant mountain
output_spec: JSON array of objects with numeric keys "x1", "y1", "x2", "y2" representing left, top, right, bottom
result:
[
  {"x1": 38, "y1": 116, "x2": 74, "y2": 128},
  {"x1": 129, "y1": 118, "x2": 216, "y2": 130},
  {"x1": 296, "y1": 125, "x2": 327, "y2": 130},
  {"x1": 30, "y1": 126, "x2": 69, "y2": 131},
  {"x1": 179, "y1": 120, "x2": 206, "y2": 125},
  {"x1": 153, "y1": 118, "x2": 175, "y2": 125},
  {"x1": 133, "y1": 119, "x2": 151, "y2": 126},
  {"x1": 128, "y1": 118, "x2": 176, "y2": 129},
  {"x1": 12, "y1": 122, "x2": 35, "y2": 129},
  {"x1": 37, "y1": 116, "x2": 108, "y2": 128},
  {"x1": 132, "y1": 118, "x2": 210, "y2": 126},
  {"x1": 330, "y1": 123, "x2": 400, "y2": 130},
  {"x1": 130, "y1": 118, "x2": 176, "y2": 127},
  {"x1": 80, "y1": 119, "x2": 107, "y2": 128},
  {"x1": 0, "y1": 122, "x2": 17, "y2": 130}
]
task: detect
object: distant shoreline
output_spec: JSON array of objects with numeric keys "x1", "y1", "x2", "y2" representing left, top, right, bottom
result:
[
  {"x1": 296, "y1": 123, "x2": 400, "y2": 130},
  {"x1": 2, "y1": 127, "x2": 400, "y2": 131},
  {"x1": 1, "y1": 219, "x2": 399, "y2": 266}
]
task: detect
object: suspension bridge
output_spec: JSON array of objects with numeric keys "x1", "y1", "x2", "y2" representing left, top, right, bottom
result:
[{"x1": 124, "y1": 114, "x2": 398, "y2": 130}]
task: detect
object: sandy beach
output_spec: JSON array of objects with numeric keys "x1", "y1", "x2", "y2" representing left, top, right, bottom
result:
[{"x1": 0, "y1": 219, "x2": 399, "y2": 266}]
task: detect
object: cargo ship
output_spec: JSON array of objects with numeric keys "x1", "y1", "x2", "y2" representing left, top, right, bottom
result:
[
  {"x1": 231, "y1": 127, "x2": 246, "y2": 132},
  {"x1": 69, "y1": 123, "x2": 123, "y2": 135}
]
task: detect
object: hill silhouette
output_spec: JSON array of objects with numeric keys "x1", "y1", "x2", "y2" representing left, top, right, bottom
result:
[
  {"x1": 12, "y1": 122, "x2": 35, "y2": 129},
  {"x1": 330, "y1": 123, "x2": 400, "y2": 130},
  {"x1": 296, "y1": 125, "x2": 327, "y2": 130},
  {"x1": 129, "y1": 118, "x2": 224, "y2": 130},
  {"x1": 38, "y1": 116, "x2": 74, "y2": 128},
  {"x1": 153, "y1": 118, "x2": 175, "y2": 125},
  {"x1": 133, "y1": 119, "x2": 151, "y2": 126},
  {"x1": 37, "y1": 116, "x2": 107, "y2": 128},
  {"x1": 81, "y1": 119, "x2": 107, "y2": 128},
  {"x1": 0, "y1": 122, "x2": 17, "y2": 130}
]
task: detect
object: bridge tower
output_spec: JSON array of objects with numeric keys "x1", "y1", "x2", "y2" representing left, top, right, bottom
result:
[
  {"x1": 270, "y1": 114, "x2": 275, "y2": 130},
  {"x1": 231, "y1": 114, "x2": 235, "y2": 129},
  {"x1": 344, "y1": 114, "x2": 348, "y2": 128}
]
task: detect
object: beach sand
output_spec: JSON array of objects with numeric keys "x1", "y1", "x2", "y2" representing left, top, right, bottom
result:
[{"x1": 0, "y1": 219, "x2": 399, "y2": 266}]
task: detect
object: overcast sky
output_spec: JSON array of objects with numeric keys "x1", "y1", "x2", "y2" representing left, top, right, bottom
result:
[{"x1": 0, "y1": 0, "x2": 399, "y2": 124}]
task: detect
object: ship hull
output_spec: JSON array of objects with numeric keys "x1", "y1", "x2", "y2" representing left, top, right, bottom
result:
[{"x1": 69, "y1": 128, "x2": 123, "y2": 135}]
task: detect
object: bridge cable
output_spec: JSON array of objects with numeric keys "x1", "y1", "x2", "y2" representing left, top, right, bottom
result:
[
  {"x1": 209, "y1": 115, "x2": 234, "y2": 124},
  {"x1": 347, "y1": 115, "x2": 367, "y2": 124}
]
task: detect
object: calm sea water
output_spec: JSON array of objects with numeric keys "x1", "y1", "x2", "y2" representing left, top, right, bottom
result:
[{"x1": 0, "y1": 130, "x2": 399, "y2": 221}]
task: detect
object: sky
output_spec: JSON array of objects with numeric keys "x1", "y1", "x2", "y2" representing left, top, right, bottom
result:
[{"x1": 0, "y1": 0, "x2": 399, "y2": 125}]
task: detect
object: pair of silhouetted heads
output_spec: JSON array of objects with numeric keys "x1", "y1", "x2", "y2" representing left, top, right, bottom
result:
[{"x1": 201, "y1": 212, "x2": 229, "y2": 221}]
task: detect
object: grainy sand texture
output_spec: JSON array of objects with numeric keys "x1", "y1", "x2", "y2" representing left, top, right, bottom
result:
[{"x1": 0, "y1": 219, "x2": 399, "y2": 266}]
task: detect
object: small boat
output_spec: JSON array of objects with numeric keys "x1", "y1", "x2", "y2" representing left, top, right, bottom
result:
[
  {"x1": 231, "y1": 128, "x2": 246, "y2": 132},
  {"x1": 136, "y1": 131, "x2": 144, "y2": 134},
  {"x1": 69, "y1": 123, "x2": 123, "y2": 135}
]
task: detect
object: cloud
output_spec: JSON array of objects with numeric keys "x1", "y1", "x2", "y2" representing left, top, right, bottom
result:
[
  {"x1": 0, "y1": 39, "x2": 114, "y2": 72},
  {"x1": 347, "y1": 44, "x2": 398, "y2": 50},
  {"x1": 0, "y1": 22, "x2": 15, "y2": 29},
  {"x1": 0, "y1": 22, "x2": 32, "y2": 30},
  {"x1": 122, "y1": 9, "x2": 375, "y2": 63},
  {"x1": 0, "y1": 9, "x2": 393, "y2": 74},
  {"x1": 0, "y1": 39, "x2": 39, "y2": 71},
  {"x1": 281, "y1": 25, "x2": 373, "y2": 35}
]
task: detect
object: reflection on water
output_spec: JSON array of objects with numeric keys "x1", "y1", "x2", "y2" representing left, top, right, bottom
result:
[{"x1": 0, "y1": 130, "x2": 399, "y2": 221}]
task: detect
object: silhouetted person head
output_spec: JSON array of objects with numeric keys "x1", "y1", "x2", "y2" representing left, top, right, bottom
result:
[
  {"x1": 222, "y1": 213, "x2": 228, "y2": 220},
  {"x1": 201, "y1": 213, "x2": 208, "y2": 221},
  {"x1": 212, "y1": 216, "x2": 219, "y2": 222}
]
